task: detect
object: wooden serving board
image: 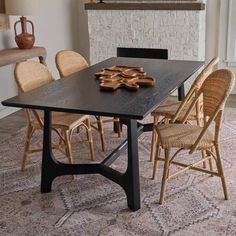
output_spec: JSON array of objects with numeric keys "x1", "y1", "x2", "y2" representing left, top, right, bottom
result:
[
  {"x1": 95, "y1": 65, "x2": 146, "y2": 78},
  {"x1": 95, "y1": 65, "x2": 155, "y2": 91}
]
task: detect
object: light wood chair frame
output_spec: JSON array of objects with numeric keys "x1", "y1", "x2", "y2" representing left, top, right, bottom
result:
[
  {"x1": 15, "y1": 61, "x2": 95, "y2": 171},
  {"x1": 55, "y1": 50, "x2": 121, "y2": 152},
  {"x1": 152, "y1": 69, "x2": 235, "y2": 204},
  {"x1": 150, "y1": 57, "x2": 220, "y2": 163}
]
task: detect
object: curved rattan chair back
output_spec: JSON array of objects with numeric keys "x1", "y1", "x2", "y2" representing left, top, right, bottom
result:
[
  {"x1": 55, "y1": 50, "x2": 89, "y2": 77},
  {"x1": 201, "y1": 69, "x2": 235, "y2": 120},
  {"x1": 192, "y1": 57, "x2": 220, "y2": 90},
  {"x1": 15, "y1": 60, "x2": 55, "y2": 93}
]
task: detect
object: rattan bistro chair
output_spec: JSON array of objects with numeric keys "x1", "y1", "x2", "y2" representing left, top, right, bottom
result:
[
  {"x1": 152, "y1": 69, "x2": 235, "y2": 204},
  {"x1": 150, "y1": 57, "x2": 220, "y2": 162},
  {"x1": 55, "y1": 50, "x2": 121, "y2": 152},
  {"x1": 15, "y1": 61, "x2": 95, "y2": 170}
]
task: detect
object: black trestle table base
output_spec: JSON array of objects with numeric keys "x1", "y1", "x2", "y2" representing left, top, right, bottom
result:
[{"x1": 41, "y1": 110, "x2": 149, "y2": 211}]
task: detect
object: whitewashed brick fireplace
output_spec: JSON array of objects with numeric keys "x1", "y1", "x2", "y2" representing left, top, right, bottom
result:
[{"x1": 86, "y1": 1, "x2": 206, "y2": 91}]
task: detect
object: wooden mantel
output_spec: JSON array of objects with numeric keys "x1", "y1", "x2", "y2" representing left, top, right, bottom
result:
[
  {"x1": 0, "y1": 47, "x2": 46, "y2": 67},
  {"x1": 85, "y1": 2, "x2": 205, "y2": 11}
]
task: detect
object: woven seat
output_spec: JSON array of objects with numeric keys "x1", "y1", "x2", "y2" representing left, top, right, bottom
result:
[
  {"x1": 51, "y1": 113, "x2": 90, "y2": 129},
  {"x1": 15, "y1": 61, "x2": 95, "y2": 171},
  {"x1": 150, "y1": 57, "x2": 219, "y2": 162},
  {"x1": 156, "y1": 124, "x2": 214, "y2": 150},
  {"x1": 151, "y1": 98, "x2": 196, "y2": 121},
  {"x1": 152, "y1": 69, "x2": 235, "y2": 204},
  {"x1": 55, "y1": 50, "x2": 121, "y2": 151},
  {"x1": 30, "y1": 111, "x2": 89, "y2": 129}
]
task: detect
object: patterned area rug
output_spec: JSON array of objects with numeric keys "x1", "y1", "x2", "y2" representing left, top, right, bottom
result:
[{"x1": 1, "y1": 119, "x2": 236, "y2": 236}]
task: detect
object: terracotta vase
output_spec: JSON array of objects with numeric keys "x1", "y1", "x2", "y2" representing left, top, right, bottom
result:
[{"x1": 14, "y1": 16, "x2": 35, "y2": 49}]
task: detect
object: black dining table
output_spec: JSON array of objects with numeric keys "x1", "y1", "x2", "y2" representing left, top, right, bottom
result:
[{"x1": 2, "y1": 57, "x2": 203, "y2": 211}]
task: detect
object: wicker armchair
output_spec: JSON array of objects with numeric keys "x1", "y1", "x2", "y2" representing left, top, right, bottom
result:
[
  {"x1": 150, "y1": 57, "x2": 220, "y2": 162},
  {"x1": 152, "y1": 69, "x2": 235, "y2": 204},
  {"x1": 55, "y1": 50, "x2": 121, "y2": 151},
  {"x1": 15, "y1": 61, "x2": 95, "y2": 170}
]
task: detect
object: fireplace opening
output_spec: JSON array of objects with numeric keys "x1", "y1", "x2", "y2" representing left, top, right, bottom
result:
[{"x1": 117, "y1": 47, "x2": 168, "y2": 60}]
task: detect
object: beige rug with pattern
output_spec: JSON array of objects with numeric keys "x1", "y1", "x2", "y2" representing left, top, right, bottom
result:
[{"x1": 1, "y1": 119, "x2": 236, "y2": 236}]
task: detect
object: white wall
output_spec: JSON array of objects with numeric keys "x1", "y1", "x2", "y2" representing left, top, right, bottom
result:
[
  {"x1": 0, "y1": 0, "x2": 81, "y2": 118},
  {"x1": 205, "y1": 0, "x2": 220, "y2": 62},
  {"x1": 77, "y1": 0, "x2": 90, "y2": 63},
  {"x1": 206, "y1": 0, "x2": 236, "y2": 92}
]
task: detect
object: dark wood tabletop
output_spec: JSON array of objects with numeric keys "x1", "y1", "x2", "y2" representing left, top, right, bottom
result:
[{"x1": 2, "y1": 57, "x2": 204, "y2": 120}]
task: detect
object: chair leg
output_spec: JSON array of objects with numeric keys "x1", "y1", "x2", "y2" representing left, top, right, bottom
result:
[
  {"x1": 21, "y1": 125, "x2": 35, "y2": 171},
  {"x1": 215, "y1": 144, "x2": 228, "y2": 200},
  {"x1": 201, "y1": 150, "x2": 207, "y2": 168},
  {"x1": 150, "y1": 115, "x2": 159, "y2": 162},
  {"x1": 85, "y1": 119, "x2": 95, "y2": 161},
  {"x1": 200, "y1": 116, "x2": 207, "y2": 168},
  {"x1": 115, "y1": 118, "x2": 121, "y2": 138},
  {"x1": 64, "y1": 130, "x2": 76, "y2": 180},
  {"x1": 97, "y1": 116, "x2": 105, "y2": 152},
  {"x1": 208, "y1": 148, "x2": 214, "y2": 176},
  {"x1": 58, "y1": 129, "x2": 64, "y2": 148},
  {"x1": 64, "y1": 130, "x2": 73, "y2": 164},
  {"x1": 152, "y1": 142, "x2": 161, "y2": 180},
  {"x1": 159, "y1": 148, "x2": 170, "y2": 204}
]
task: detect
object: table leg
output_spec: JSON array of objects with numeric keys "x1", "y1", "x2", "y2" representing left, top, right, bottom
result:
[
  {"x1": 100, "y1": 119, "x2": 141, "y2": 211},
  {"x1": 123, "y1": 119, "x2": 140, "y2": 210},
  {"x1": 113, "y1": 117, "x2": 123, "y2": 133},
  {"x1": 178, "y1": 84, "x2": 185, "y2": 101},
  {"x1": 41, "y1": 110, "x2": 56, "y2": 193}
]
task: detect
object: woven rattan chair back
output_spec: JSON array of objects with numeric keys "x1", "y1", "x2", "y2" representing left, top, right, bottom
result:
[
  {"x1": 15, "y1": 60, "x2": 55, "y2": 124},
  {"x1": 55, "y1": 50, "x2": 89, "y2": 77},
  {"x1": 201, "y1": 69, "x2": 234, "y2": 120},
  {"x1": 192, "y1": 57, "x2": 220, "y2": 91},
  {"x1": 15, "y1": 60, "x2": 55, "y2": 93}
]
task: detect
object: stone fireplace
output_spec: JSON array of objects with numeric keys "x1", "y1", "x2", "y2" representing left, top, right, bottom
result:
[{"x1": 85, "y1": 1, "x2": 206, "y2": 91}]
